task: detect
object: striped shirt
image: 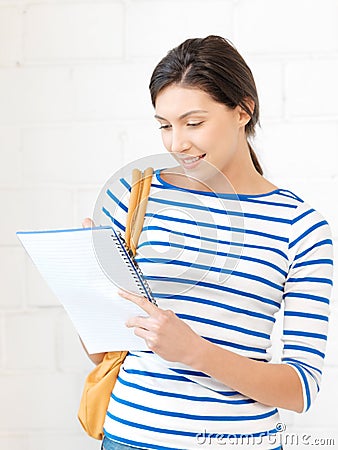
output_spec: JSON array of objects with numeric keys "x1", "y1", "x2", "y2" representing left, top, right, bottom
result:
[{"x1": 101, "y1": 168, "x2": 333, "y2": 450}]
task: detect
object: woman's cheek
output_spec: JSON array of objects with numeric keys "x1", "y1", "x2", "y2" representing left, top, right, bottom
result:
[
  {"x1": 162, "y1": 134, "x2": 171, "y2": 152},
  {"x1": 161, "y1": 130, "x2": 171, "y2": 151}
]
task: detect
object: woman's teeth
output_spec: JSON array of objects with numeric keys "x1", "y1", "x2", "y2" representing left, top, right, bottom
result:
[{"x1": 184, "y1": 154, "x2": 205, "y2": 163}]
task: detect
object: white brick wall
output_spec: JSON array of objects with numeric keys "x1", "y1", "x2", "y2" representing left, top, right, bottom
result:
[
  {"x1": 126, "y1": 0, "x2": 235, "y2": 58},
  {"x1": 23, "y1": 2, "x2": 125, "y2": 61},
  {"x1": 0, "y1": 67, "x2": 74, "y2": 123},
  {"x1": 234, "y1": 0, "x2": 338, "y2": 54},
  {"x1": 0, "y1": 5, "x2": 22, "y2": 65},
  {"x1": 0, "y1": 1, "x2": 337, "y2": 449},
  {"x1": 285, "y1": 60, "x2": 338, "y2": 118}
]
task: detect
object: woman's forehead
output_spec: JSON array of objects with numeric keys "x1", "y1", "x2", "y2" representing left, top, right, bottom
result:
[{"x1": 155, "y1": 85, "x2": 221, "y2": 117}]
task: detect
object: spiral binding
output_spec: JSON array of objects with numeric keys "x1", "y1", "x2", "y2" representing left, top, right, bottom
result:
[{"x1": 110, "y1": 230, "x2": 157, "y2": 306}]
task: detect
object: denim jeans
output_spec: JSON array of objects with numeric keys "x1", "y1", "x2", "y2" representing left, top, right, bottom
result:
[
  {"x1": 101, "y1": 436, "x2": 145, "y2": 450},
  {"x1": 101, "y1": 436, "x2": 282, "y2": 450}
]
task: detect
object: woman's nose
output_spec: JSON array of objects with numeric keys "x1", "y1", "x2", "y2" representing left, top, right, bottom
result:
[{"x1": 170, "y1": 130, "x2": 191, "y2": 154}]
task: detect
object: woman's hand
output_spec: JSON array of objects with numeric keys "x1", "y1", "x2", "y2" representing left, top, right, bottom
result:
[{"x1": 120, "y1": 289, "x2": 202, "y2": 365}]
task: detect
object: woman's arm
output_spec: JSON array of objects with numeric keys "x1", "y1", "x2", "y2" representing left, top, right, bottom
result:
[
  {"x1": 79, "y1": 337, "x2": 106, "y2": 365},
  {"x1": 121, "y1": 290, "x2": 303, "y2": 413},
  {"x1": 186, "y1": 336, "x2": 303, "y2": 412}
]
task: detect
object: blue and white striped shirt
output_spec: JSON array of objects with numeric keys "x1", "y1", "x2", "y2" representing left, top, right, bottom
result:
[{"x1": 101, "y1": 168, "x2": 333, "y2": 450}]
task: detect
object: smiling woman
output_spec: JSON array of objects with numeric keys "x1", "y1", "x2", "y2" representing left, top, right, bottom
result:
[
  {"x1": 153, "y1": 85, "x2": 269, "y2": 194},
  {"x1": 82, "y1": 35, "x2": 333, "y2": 450},
  {"x1": 150, "y1": 35, "x2": 262, "y2": 175}
]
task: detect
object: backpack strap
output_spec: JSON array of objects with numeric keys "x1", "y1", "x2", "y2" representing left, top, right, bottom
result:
[{"x1": 125, "y1": 167, "x2": 153, "y2": 256}]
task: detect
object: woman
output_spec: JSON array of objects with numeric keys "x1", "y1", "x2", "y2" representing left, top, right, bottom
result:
[{"x1": 83, "y1": 35, "x2": 333, "y2": 449}]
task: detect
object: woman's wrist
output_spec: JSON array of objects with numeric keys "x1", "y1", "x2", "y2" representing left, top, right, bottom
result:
[{"x1": 182, "y1": 334, "x2": 211, "y2": 370}]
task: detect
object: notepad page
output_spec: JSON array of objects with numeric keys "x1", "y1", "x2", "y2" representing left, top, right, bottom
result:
[{"x1": 17, "y1": 227, "x2": 149, "y2": 354}]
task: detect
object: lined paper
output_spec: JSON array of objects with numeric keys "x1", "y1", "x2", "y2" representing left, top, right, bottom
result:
[{"x1": 17, "y1": 226, "x2": 149, "y2": 353}]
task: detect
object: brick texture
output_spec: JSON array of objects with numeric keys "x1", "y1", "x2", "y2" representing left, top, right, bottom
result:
[{"x1": 0, "y1": 1, "x2": 337, "y2": 449}]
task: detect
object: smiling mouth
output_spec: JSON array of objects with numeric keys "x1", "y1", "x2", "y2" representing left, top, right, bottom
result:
[{"x1": 182, "y1": 153, "x2": 206, "y2": 164}]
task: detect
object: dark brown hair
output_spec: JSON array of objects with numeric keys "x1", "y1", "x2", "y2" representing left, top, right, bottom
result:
[{"x1": 149, "y1": 35, "x2": 263, "y2": 175}]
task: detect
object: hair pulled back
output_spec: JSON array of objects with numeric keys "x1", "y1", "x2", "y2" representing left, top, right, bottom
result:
[{"x1": 149, "y1": 35, "x2": 263, "y2": 175}]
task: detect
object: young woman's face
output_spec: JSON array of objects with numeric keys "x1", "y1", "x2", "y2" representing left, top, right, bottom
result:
[{"x1": 154, "y1": 84, "x2": 248, "y2": 189}]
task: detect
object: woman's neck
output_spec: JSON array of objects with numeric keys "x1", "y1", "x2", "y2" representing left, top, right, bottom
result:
[{"x1": 220, "y1": 138, "x2": 278, "y2": 195}]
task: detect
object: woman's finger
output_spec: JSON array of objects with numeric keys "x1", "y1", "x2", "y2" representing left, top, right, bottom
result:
[
  {"x1": 125, "y1": 315, "x2": 150, "y2": 329},
  {"x1": 82, "y1": 217, "x2": 95, "y2": 228},
  {"x1": 133, "y1": 326, "x2": 151, "y2": 341},
  {"x1": 118, "y1": 289, "x2": 157, "y2": 316}
]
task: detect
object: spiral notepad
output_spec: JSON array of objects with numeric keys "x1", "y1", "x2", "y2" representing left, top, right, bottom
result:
[
  {"x1": 16, "y1": 226, "x2": 156, "y2": 354},
  {"x1": 108, "y1": 226, "x2": 155, "y2": 305}
]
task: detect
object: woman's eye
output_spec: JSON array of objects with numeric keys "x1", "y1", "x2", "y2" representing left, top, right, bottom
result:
[
  {"x1": 159, "y1": 124, "x2": 171, "y2": 130},
  {"x1": 187, "y1": 122, "x2": 203, "y2": 127}
]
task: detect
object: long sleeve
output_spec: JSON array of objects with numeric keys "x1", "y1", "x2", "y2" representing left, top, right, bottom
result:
[
  {"x1": 282, "y1": 202, "x2": 333, "y2": 413},
  {"x1": 100, "y1": 176, "x2": 131, "y2": 233}
]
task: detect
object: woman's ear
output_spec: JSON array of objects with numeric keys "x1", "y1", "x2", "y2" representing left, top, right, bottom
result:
[{"x1": 238, "y1": 98, "x2": 255, "y2": 126}]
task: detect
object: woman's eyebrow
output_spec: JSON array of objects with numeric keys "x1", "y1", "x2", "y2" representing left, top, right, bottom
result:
[{"x1": 154, "y1": 109, "x2": 208, "y2": 121}]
